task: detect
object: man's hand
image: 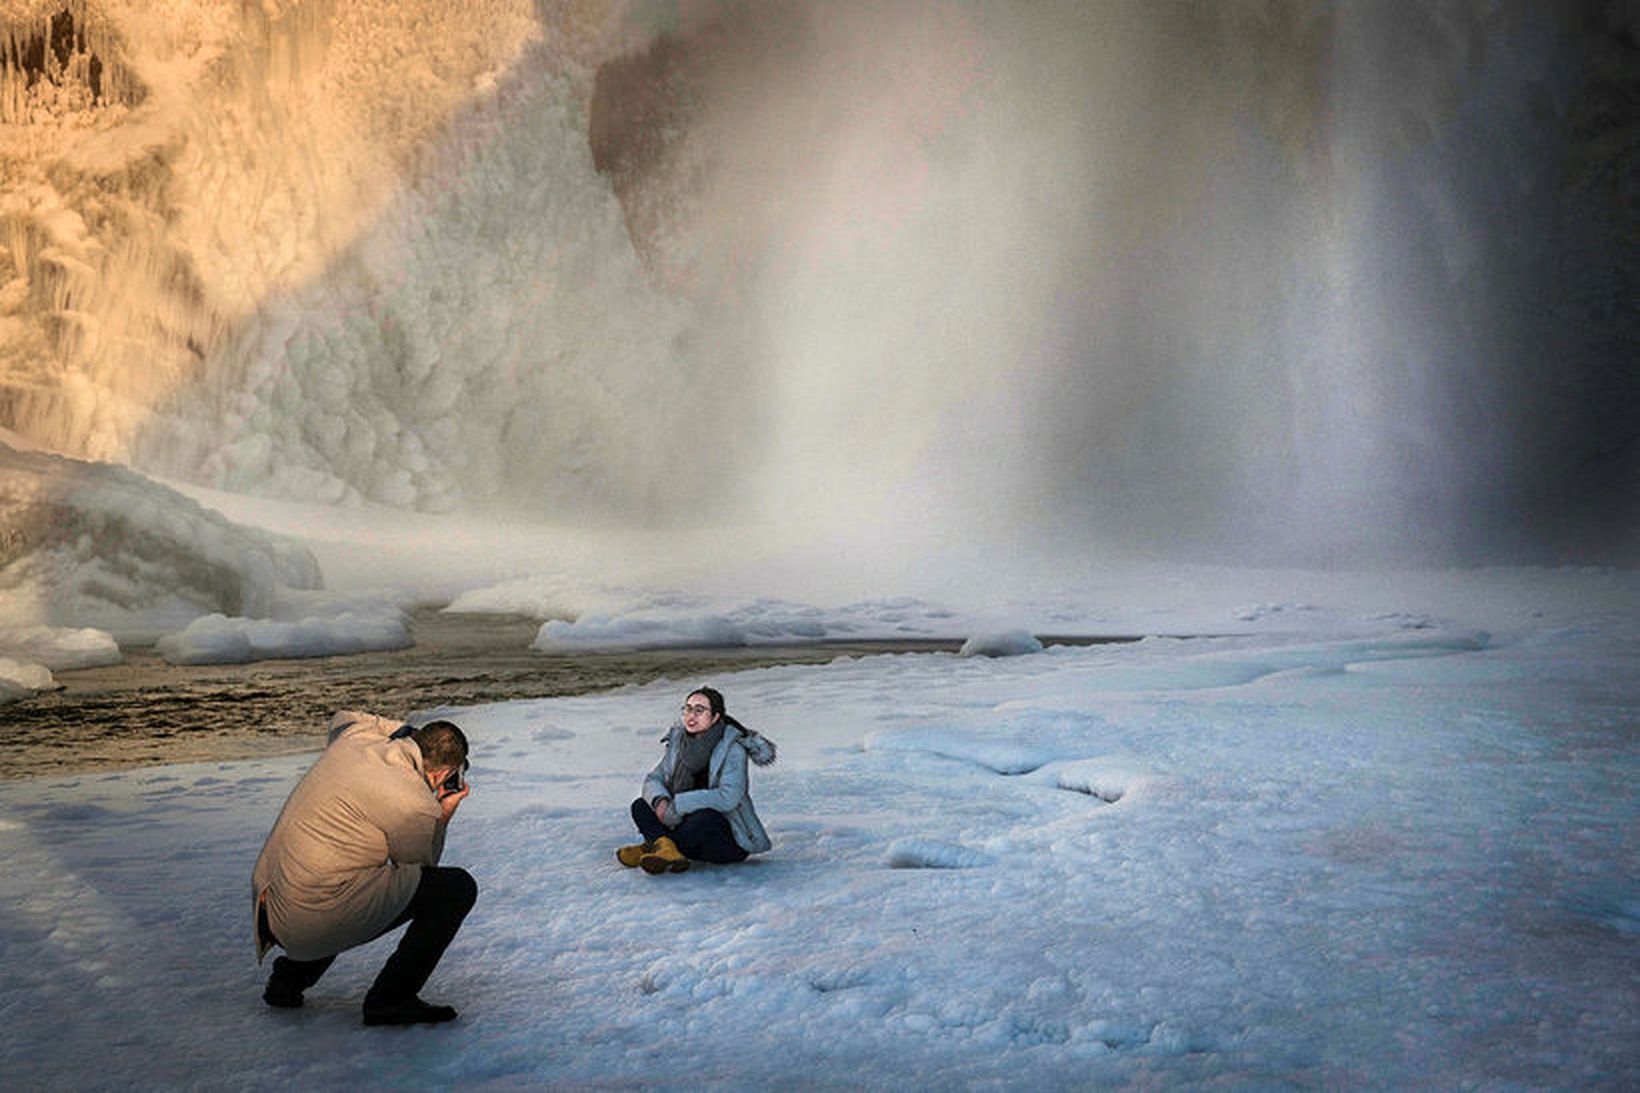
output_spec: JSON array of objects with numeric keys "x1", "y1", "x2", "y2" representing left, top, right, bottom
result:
[
  {"x1": 437, "y1": 780, "x2": 469, "y2": 823},
  {"x1": 653, "y1": 797, "x2": 672, "y2": 824}
]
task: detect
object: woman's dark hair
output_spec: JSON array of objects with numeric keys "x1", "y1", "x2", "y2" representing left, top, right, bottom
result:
[
  {"x1": 688, "y1": 686, "x2": 743, "y2": 729},
  {"x1": 689, "y1": 686, "x2": 726, "y2": 717}
]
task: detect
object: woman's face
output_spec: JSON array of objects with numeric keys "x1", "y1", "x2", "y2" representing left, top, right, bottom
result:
[{"x1": 682, "y1": 693, "x2": 721, "y2": 734}]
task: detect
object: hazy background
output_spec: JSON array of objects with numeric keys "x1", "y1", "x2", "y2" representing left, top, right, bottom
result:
[{"x1": 2, "y1": 0, "x2": 1634, "y2": 575}]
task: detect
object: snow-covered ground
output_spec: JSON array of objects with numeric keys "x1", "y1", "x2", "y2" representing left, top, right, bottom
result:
[
  {"x1": 4, "y1": 439, "x2": 1637, "y2": 1090},
  {"x1": 3, "y1": 554, "x2": 1635, "y2": 1087}
]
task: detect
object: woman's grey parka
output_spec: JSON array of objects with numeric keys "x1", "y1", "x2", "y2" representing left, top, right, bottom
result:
[{"x1": 643, "y1": 720, "x2": 775, "y2": 855}]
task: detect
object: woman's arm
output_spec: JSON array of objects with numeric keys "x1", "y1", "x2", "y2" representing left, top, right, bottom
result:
[{"x1": 672, "y1": 741, "x2": 749, "y2": 817}]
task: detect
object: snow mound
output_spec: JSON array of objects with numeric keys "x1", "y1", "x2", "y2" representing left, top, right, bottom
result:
[
  {"x1": 887, "y1": 839, "x2": 993, "y2": 869},
  {"x1": 505, "y1": 580, "x2": 967, "y2": 651},
  {"x1": 959, "y1": 629, "x2": 1043, "y2": 657},
  {"x1": 534, "y1": 611, "x2": 752, "y2": 651},
  {"x1": 0, "y1": 624, "x2": 121, "y2": 671},
  {"x1": 0, "y1": 443, "x2": 322, "y2": 642},
  {"x1": 1035, "y1": 758, "x2": 1151, "y2": 803},
  {"x1": 0, "y1": 656, "x2": 56, "y2": 702},
  {"x1": 154, "y1": 602, "x2": 411, "y2": 665}
]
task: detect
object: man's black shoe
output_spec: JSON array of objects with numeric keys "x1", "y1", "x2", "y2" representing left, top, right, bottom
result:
[
  {"x1": 362, "y1": 996, "x2": 459, "y2": 1026},
  {"x1": 263, "y1": 982, "x2": 304, "y2": 1009}
]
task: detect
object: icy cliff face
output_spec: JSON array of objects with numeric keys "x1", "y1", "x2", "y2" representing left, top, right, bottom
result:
[
  {"x1": 129, "y1": 10, "x2": 710, "y2": 517},
  {"x1": 0, "y1": 2, "x2": 1635, "y2": 561},
  {"x1": 0, "y1": 0, "x2": 593, "y2": 499}
]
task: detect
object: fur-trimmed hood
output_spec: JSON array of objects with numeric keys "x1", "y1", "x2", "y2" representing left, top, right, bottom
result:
[{"x1": 738, "y1": 725, "x2": 777, "y2": 766}]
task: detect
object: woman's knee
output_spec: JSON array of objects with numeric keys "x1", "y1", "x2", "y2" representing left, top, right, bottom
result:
[{"x1": 677, "y1": 812, "x2": 745, "y2": 863}]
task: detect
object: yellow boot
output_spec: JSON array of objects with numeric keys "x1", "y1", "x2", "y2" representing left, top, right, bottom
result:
[
  {"x1": 639, "y1": 836, "x2": 690, "y2": 874},
  {"x1": 616, "y1": 840, "x2": 654, "y2": 868}
]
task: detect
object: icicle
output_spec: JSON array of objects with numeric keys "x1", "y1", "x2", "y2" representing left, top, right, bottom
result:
[{"x1": 0, "y1": 0, "x2": 140, "y2": 124}]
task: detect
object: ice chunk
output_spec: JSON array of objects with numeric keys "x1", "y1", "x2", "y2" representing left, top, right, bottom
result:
[
  {"x1": 0, "y1": 655, "x2": 56, "y2": 703},
  {"x1": 886, "y1": 839, "x2": 992, "y2": 869},
  {"x1": 0, "y1": 625, "x2": 120, "y2": 670},
  {"x1": 154, "y1": 610, "x2": 409, "y2": 666},
  {"x1": 959, "y1": 630, "x2": 1043, "y2": 657}
]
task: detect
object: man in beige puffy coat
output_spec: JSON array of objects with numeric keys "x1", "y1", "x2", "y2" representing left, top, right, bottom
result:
[{"x1": 253, "y1": 711, "x2": 476, "y2": 1026}]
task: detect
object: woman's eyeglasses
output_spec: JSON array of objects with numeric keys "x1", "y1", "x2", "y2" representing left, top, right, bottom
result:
[{"x1": 681, "y1": 703, "x2": 712, "y2": 716}]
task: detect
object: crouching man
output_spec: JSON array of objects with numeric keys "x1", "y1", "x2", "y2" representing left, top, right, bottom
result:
[{"x1": 252, "y1": 711, "x2": 476, "y2": 1026}]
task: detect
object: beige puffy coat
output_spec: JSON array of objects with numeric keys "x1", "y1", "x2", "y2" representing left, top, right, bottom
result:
[{"x1": 252, "y1": 711, "x2": 447, "y2": 961}]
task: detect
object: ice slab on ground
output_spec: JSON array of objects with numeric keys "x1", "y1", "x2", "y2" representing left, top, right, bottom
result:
[
  {"x1": 0, "y1": 656, "x2": 56, "y2": 702},
  {"x1": 959, "y1": 630, "x2": 1045, "y2": 657},
  {"x1": 154, "y1": 608, "x2": 411, "y2": 666},
  {"x1": 0, "y1": 625, "x2": 121, "y2": 671}
]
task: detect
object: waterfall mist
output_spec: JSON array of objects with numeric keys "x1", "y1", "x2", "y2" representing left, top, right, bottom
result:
[
  {"x1": 1, "y1": 0, "x2": 1634, "y2": 572},
  {"x1": 592, "y1": 0, "x2": 1636, "y2": 565}
]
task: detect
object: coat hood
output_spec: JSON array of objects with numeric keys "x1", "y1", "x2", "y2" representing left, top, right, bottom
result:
[{"x1": 739, "y1": 726, "x2": 777, "y2": 766}]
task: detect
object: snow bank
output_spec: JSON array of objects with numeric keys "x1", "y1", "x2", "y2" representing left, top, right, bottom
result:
[
  {"x1": 959, "y1": 629, "x2": 1044, "y2": 657},
  {"x1": 450, "y1": 574, "x2": 969, "y2": 651},
  {"x1": 0, "y1": 443, "x2": 323, "y2": 642},
  {"x1": 0, "y1": 655, "x2": 56, "y2": 702},
  {"x1": 0, "y1": 623, "x2": 120, "y2": 704},
  {"x1": 154, "y1": 600, "x2": 411, "y2": 665},
  {"x1": 528, "y1": 600, "x2": 1044, "y2": 652},
  {"x1": 0, "y1": 442, "x2": 423, "y2": 671},
  {"x1": 447, "y1": 564, "x2": 1578, "y2": 656},
  {"x1": 0, "y1": 624, "x2": 121, "y2": 670},
  {"x1": 3, "y1": 438, "x2": 1626, "y2": 678}
]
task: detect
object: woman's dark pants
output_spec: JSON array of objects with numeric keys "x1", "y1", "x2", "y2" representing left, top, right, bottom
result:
[
  {"x1": 631, "y1": 798, "x2": 748, "y2": 864},
  {"x1": 266, "y1": 865, "x2": 478, "y2": 1005}
]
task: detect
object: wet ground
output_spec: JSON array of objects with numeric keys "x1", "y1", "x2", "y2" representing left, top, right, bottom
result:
[{"x1": 2, "y1": 610, "x2": 999, "y2": 778}]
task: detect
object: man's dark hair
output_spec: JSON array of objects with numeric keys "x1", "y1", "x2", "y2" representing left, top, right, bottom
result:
[{"x1": 412, "y1": 720, "x2": 469, "y2": 772}]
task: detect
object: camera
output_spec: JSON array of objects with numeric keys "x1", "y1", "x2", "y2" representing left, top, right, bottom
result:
[{"x1": 441, "y1": 768, "x2": 465, "y2": 795}]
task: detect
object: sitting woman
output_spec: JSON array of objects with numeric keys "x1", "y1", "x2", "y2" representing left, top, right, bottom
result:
[{"x1": 618, "y1": 686, "x2": 776, "y2": 874}]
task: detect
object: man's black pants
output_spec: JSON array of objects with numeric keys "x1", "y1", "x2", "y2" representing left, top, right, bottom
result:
[{"x1": 267, "y1": 865, "x2": 477, "y2": 1004}]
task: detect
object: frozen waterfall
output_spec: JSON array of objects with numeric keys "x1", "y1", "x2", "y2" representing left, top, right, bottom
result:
[{"x1": 0, "y1": 0, "x2": 1633, "y2": 564}]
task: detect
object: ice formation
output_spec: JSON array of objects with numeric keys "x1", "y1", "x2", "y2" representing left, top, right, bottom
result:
[
  {"x1": 959, "y1": 630, "x2": 1044, "y2": 658},
  {"x1": 0, "y1": 439, "x2": 321, "y2": 642},
  {"x1": 0, "y1": 1, "x2": 1631, "y2": 565}
]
